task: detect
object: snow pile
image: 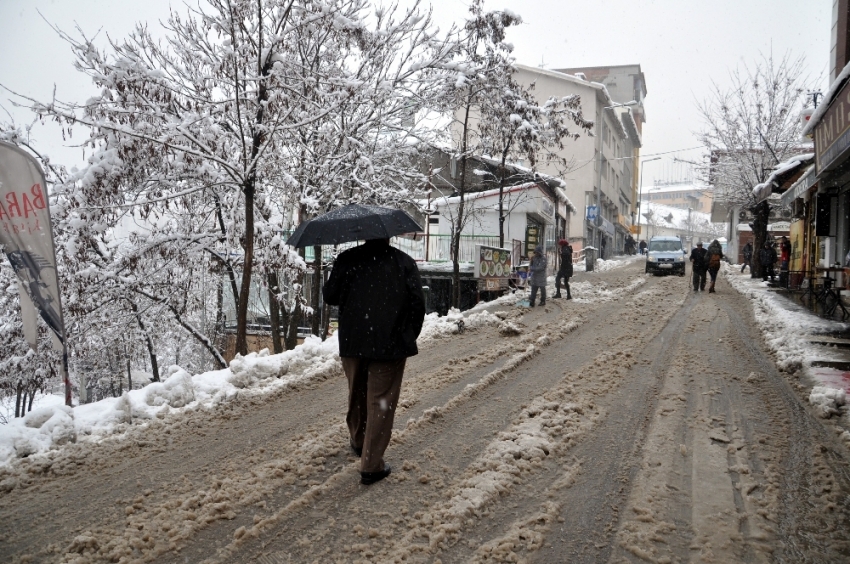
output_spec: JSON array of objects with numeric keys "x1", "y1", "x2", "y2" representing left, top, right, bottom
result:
[
  {"x1": 417, "y1": 308, "x2": 502, "y2": 341},
  {"x1": 145, "y1": 366, "x2": 196, "y2": 407},
  {"x1": 228, "y1": 350, "x2": 289, "y2": 388},
  {"x1": 0, "y1": 308, "x2": 512, "y2": 468},
  {"x1": 723, "y1": 266, "x2": 847, "y2": 373},
  {"x1": 0, "y1": 335, "x2": 339, "y2": 468},
  {"x1": 809, "y1": 386, "x2": 846, "y2": 418}
]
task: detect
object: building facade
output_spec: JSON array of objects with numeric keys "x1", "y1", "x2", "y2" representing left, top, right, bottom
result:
[{"x1": 513, "y1": 64, "x2": 646, "y2": 257}]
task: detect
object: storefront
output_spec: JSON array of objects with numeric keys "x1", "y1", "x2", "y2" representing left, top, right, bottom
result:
[{"x1": 804, "y1": 63, "x2": 850, "y2": 271}]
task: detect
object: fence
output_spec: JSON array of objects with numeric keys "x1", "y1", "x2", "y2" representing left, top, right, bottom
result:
[{"x1": 300, "y1": 234, "x2": 504, "y2": 263}]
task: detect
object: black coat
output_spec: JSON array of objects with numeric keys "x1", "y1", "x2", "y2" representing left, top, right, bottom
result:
[
  {"x1": 323, "y1": 240, "x2": 426, "y2": 360},
  {"x1": 690, "y1": 247, "x2": 708, "y2": 272},
  {"x1": 759, "y1": 246, "x2": 777, "y2": 266},
  {"x1": 558, "y1": 245, "x2": 574, "y2": 277}
]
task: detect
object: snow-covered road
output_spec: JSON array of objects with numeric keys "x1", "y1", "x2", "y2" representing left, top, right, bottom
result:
[{"x1": 1, "y1": 259, "x2": 849, "y2": 563}]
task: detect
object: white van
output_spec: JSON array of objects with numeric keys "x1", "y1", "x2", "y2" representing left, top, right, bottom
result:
[{"x1": 645, "y1": 236, "x2": 686, "y2": 276}]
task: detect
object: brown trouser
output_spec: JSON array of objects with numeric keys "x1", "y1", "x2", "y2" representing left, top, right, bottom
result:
[{"x1": 341, "y1": 357, "x2": 406, "y2": 473}]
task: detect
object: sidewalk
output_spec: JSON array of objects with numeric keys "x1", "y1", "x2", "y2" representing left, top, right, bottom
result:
[{"x1": 724, "y1": 267, "x2": 850, "y2": 400}]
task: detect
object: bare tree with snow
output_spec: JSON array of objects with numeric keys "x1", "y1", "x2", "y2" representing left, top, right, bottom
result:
[{"x1": 696, "y1": 53, "x2": 810, "y2": 277}]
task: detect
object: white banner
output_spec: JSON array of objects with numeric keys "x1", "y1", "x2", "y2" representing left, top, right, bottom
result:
[{"x1": 0, "y1": 141, "x2": 65, "y2": 351}]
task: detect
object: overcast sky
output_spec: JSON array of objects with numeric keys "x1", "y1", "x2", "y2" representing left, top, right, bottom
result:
[{"x1": 0, "y1": 0, "x2": 832, "y2": 186}]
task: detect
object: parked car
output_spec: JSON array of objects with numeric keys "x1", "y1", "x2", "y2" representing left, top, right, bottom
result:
[{"x1": 645, "y1": 236, "x2": 686, "y2": 276}]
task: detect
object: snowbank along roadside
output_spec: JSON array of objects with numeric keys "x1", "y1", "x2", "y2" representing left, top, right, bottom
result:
[
  {"x1": 0, "y1": 256, "x2": 635, "y2": 470},
  {"x1": 722, "y1": 265, "x2": 850, "y2": 427}
]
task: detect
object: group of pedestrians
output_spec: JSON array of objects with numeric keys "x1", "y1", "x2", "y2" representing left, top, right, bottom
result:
[
  {"x1": 740, "y1": 238, "x2": 790, "y2": 284},
  {"x1": 528, "y1": 239, "x2": 573, "y2": 306},
  {"x1": 689, "y1": 239, "x2": 725, "y2": 293}
]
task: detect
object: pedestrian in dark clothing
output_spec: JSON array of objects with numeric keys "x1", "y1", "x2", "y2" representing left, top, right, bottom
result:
[
  {"x1": 741, "y1": 241, "x2": 753, "y2": 273},
  {"x1": 639, "y1": 240, "x2": 647, "y2": 255},
  {"x1": 528, "y1": 245, "x2": 548, "y2": 307},
  {"x1": 553, "y1": 239, "x2": 573, "y2": 300},
  {"x1": 323, "y1": 238, "x2": 426, "y2": 485},
  {"x1": 759, "y1": 242, "x2": 778, "y2": 283},
  {"x1": 690, "y1": 241, "x2": 708, "y2": 292},
  {"x1": 706, "y1": 239, "x2": 724, "y2": 293},
  {"x1": 625, "y1": 234, "x2": 636, "y2": 255},
  {"x1": 779, "y1": 236, "x2": 791, "y2": 288}
]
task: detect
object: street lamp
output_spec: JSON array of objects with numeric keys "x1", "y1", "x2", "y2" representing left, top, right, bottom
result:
[
  {"x1": 594, "y1": 100, "x2": 638, "y2": 258},
  {"x1": 636, "y1": 156, "x2": 662, "y2": 241}
]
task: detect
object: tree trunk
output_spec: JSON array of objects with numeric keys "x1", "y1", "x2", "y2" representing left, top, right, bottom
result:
[
  {"x1": 286, "y1": 300, "x2": 300, "y2": 350},
  {"x1": 267, "y1": 272, "x2": 283, "y2": 354},
  {"x1": 27, "y1": 387, "x2": 35, "y2": 412},
  {"x1": 750, "y1": 200, "x2": 770, "y2": 279},
  {"x1": 15, "y1": 381, "x2": 23, "y2": 417},
  {"x1": 452, "y1": 102, "x2": 473, "y2": 310},
  {"x1": 311, "y1": 246, "x2": 322, "y2": 336},
  {"x1": 21, "y1": 389, "x2": 28, "y2": 416},
  {"x1": 129, "y1": 300, "x2": 160, "y2": 381},
  {"x1": 126, "y1": 352, "x2": 132, "y2": 392},
  {"x1": 235, "y1": 181, "x2": 256, "y2": 356}
]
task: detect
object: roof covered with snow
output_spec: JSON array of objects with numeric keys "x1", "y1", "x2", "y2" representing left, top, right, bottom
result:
[
  {"x1": 636, "y1": 201, "x2": 712, "y2": 226},
  {"x1": 752, "y1": 153, "x2": 814, "y2": 203}
]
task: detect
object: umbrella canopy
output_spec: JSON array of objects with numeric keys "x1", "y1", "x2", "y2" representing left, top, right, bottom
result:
[{"x1": 286, "y1": 203, "x2": 423, "y2": 248}]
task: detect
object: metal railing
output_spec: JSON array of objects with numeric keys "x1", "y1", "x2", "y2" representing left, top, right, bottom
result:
[{"x1": 298, "y1": 234, "x2": 504, "y2": 263}]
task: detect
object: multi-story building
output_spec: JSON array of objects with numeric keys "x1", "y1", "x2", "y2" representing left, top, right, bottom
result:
[
  {"x1": 513, "y1": 64, "x2": 646, "y2": 256},
  {"x1": 643, "y1": 181, "x2": 713, "y2": 212}
]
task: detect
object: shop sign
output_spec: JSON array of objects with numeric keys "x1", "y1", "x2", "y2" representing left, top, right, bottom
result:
[
  {"x1": 586, "y1": 205, "x2": 598, "y2": 222},
  {"x1": 789, "y1": 219, "x2": 805, "y2": 272},
  {"x1": 780, "y1": 166, "x2": 816, "y2": 208},
  {"x1": 541, "y1": 197, "x2": 555, "y2": 218},
  {"x1": 814, "y1": 79, "x2": 850, "y2": 172},
  {"x1": 525, "y1": 224, "x2": 541, "y2": 251},
  {"x1": 474, "y1": 245, "x2": 512, "y2": 280},
  {"x1": 599, "y1": 216, "x2": 616, "y2": 236}
]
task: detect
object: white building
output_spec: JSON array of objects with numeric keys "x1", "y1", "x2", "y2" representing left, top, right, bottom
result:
[
  {"x1": 512, "y1": 64, "x2": 644, "y2": 257},
  {"x1": 425, "y1": 181, "x2": 575, "y2": 262}
]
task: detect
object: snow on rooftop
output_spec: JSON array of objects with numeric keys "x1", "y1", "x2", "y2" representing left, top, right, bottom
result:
[
  {"x1": 636, "y1": 201, "x2": 711, "y2": 226},
  {"x1": 644, "y1": 182, "x2": 710, "y2": 194},
  {"x1": 752, "y1": 153, "x2": 814, "y2": 202}
]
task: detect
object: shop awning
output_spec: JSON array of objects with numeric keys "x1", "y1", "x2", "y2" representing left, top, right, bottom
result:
[
  {"x1": 779, "y1": 165, "x2": 816, "y2": 208},
  {"x1": 752, "y1": 154, "x2": 814, "y2": 204}
]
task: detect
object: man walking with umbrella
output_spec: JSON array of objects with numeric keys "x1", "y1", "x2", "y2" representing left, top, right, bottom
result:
[
  {"x1": 323, "y1": 237, "x2": 425, "y2": 485},
  {"x1": 289, "y1": 203, "x2": 426, "y2": 485}
]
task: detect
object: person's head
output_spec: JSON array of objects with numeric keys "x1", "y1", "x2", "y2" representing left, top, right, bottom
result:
[
  {"x1": 764, "y1": 241, "x2": 772, "y2": 248},
  {"x1": 558, "y1": 239, "x2": 569, "y2": 247},
  {"x1": 534, "y1": 245, "x2": 543, "y2": 255},
  {"x1": 696, "y1": 241, "x2": 703, "y2": 248},
  {"x1": 781, "y1": 236, "x2": 788, "y2": 241},
  {"x1": 712, "y1": 239, "x2": 719, "y2": 245}
]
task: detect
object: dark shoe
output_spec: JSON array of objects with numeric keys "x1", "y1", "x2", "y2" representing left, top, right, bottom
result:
[
  {"x1": 566, "y1": 295, "x2": 572, "y2": 300},
  {"x1": 539, "y1": 301, "x2": 546, "y2": 307},
  {"x1": 350, "y1": 440, "x2": 362, "y2": 457},
  {"x1": 694, "y1": 288, "x2": 699, "y2": 292},
  {"x1": 529, "y1": 302, "x2": 535, "y2": 307},
  {"x1": 552, "y1": 293, "x2": 562, "y2": 299},
  {"x1": 361, "y1": 464, "x2": 391, "y2": 485}
]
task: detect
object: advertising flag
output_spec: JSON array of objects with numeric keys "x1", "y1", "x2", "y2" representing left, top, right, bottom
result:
[{"x1": 0, "y1": 141, "x2": 66, "y2": 351}]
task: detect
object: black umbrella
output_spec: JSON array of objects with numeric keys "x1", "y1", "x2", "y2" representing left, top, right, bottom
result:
[{"x1": 286, "y1": 203, "x2": 423, "y2": 248}]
